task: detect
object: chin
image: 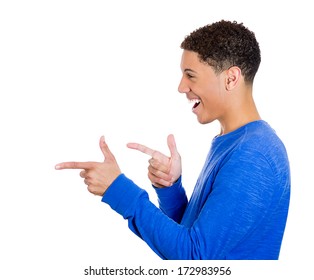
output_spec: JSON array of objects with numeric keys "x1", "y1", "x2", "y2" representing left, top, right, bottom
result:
[
  {"x1": 197, "y1": 120, "x2": 210, "y2": 125},
  {"x1": 197, "y1": 116, "x2": 212, "y2": 125}
]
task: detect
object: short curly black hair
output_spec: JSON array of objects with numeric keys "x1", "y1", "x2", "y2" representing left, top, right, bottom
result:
[{"x1": 181, "y1": 20, "x2": 261, "y2": 84}]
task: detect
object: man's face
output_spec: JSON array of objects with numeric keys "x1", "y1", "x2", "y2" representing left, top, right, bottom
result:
[{"x1": 178, "y1": 50, "x2": 227, "y2": 124}]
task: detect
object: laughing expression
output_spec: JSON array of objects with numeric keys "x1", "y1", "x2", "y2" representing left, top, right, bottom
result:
[{"x1": 178, "y1": 50, "x2": 228, "y2": 124}]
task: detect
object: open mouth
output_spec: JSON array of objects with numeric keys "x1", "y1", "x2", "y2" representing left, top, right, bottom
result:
[{"x1": 190, "y1": 99, "x2": 201, "y2": 111}]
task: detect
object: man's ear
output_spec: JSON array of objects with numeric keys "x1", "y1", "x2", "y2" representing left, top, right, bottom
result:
[{"x1": 225, "y1": 66, "x2": 241, "y2": 91}]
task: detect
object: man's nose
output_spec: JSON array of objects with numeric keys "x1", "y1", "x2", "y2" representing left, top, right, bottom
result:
[{"x1": 178, "y1": 77, "x2": 190, "y2": 94}]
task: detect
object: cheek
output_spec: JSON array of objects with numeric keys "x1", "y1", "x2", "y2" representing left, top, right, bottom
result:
[
  {"x1": 202, "y1": 90, "x2": 223, "y2": 109},
  {"x1": 201, "y1": 91, "x2": 226, "y2": 122}
]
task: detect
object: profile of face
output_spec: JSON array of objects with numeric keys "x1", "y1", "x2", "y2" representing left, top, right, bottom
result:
[{"x1": 178, "y1": 50, "x2": 229, "y2": 124}]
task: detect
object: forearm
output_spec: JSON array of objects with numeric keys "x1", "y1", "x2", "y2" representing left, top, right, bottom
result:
[
  {"x1": 102, "y1": 174, "x2": 196, "y2": 259},
  {"x1": 154, "y1": 176, "x2": 188, "y2": 223}
]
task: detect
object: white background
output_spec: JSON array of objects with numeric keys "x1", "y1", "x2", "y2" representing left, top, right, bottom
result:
[{"x1": 0, "y1": 0, "x2": 313, "y2": 279}]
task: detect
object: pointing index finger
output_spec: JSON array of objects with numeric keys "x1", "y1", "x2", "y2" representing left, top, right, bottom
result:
[
  {"x1": 127, "y1": 143, "x2": 169, "y2": 165},
  {"x1": 127, "y1": 143, "x2": 155, "y2": 157},
  {"x1": 55, "y1": 161, "x2": 95, "y2": 170}
]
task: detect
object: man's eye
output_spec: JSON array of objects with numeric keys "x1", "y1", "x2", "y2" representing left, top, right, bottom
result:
[{"x1": 186, "y1": 73, "x2": 194, "y2": 79}]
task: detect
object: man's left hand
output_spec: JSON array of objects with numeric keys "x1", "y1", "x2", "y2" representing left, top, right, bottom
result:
[{"x1": 55, "y1": 136, "x2": 121, "y2": 196}]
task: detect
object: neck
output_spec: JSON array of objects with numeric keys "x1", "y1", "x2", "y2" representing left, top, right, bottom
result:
[{"x1": 219, "y1": 91, "x2": 261, "y2": 135}]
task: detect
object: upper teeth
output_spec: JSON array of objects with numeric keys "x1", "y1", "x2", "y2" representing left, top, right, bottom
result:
[{"x1": 190, "y1": 99, "x2": 200, "y2": 104}]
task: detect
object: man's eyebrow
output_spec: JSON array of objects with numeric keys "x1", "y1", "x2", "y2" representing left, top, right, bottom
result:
[{"x1": 184, "y1": 68, "x2": 197, "y2": 73}]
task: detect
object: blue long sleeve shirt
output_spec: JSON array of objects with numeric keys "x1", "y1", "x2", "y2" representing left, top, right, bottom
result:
[{"x1": 102, "y1": 120, "x2": 290, "y2": 260}]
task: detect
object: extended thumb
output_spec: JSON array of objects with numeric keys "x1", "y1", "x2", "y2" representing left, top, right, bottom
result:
[
  {"x1": 167, "y1": 134, "x2": 179, "y2": 157},
  {"x1": 99, "y1": 135, "x2": 110, "y2": 159}
]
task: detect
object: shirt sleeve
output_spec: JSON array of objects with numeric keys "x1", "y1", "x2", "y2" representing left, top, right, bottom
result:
[
  {"x1": 102, "y1": 150, "x2": 278, "y2": 260},
  {"x1": 153, "y1": 176, "x2": 188, "y2": 223}
]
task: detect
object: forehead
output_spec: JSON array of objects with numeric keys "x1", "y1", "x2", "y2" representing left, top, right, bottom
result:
[
  {"x1": 180, "y1": 50, "x2": 200, "y2": 68},
  {"x1": 180, "y1": 50, "x2": 214, "y2": 75}
]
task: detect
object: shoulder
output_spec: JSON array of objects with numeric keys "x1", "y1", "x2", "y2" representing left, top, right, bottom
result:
[
  {"x1": 233, "y1": 121, "x2": 290, "y2": 181},
  {"x1": 240, "y1": 121, "x2": 288, "y2": 164},
  {"x1": 211, "y1": 120, "x2": 290, "y2": 184}
]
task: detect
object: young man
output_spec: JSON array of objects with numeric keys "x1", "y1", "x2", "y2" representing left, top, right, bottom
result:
[{"x1": 56, "y1": 20, "x2": 290, "y2": 260}]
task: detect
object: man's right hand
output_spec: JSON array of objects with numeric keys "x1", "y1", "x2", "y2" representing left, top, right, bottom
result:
[{"x1": 127, "y1": 134, "x2": 182, "y2": 188}]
